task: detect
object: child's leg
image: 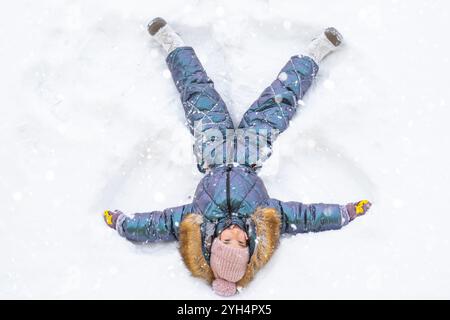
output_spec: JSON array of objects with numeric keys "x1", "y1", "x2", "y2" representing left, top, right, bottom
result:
[
  {"x1": 166, "y1": 47, "x2": 234, "y2": 136},
  {"x1": 149, "y1": 18, "x2": 234, "y2": 136},
  {"x1": 236, "y1": 55, "x2": 319, "y2": 168},
  {"x1": 166, "y1": 47, "x2": 235, "y2": 173},
  {"x1": 237, "y1": 27, "x2": 343, "y2": 169},
  {"x1": 238, "y1": 55, "x2": 318, "y2": 133},
  {"x1": 149, "y1": 18, "x2": 234, "y2": 172}
]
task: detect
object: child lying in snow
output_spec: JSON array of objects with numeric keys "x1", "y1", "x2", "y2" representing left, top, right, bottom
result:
[{"x1": 104, "y1": 18, "x2": 372, "y2": 297}]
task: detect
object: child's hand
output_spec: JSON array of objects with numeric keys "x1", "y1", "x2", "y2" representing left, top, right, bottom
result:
[
  {"x1": 355, "y1": 200, "x2": 372, "y2": 216},
  {"x1": 346, "y1": 200, "x2": 372, "y2": 221},
  {"x1": 103, "y1": 210, "x2": 122, "y2": 229}
]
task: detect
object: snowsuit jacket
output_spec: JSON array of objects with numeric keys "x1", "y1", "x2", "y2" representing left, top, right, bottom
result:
[{"x1": 113, "y1": 47, "x2": 355, "y2": 287}]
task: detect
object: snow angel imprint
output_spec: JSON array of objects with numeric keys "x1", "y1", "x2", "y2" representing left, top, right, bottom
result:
[{"x1": 103, "y1": 17, "x2": 372, "y2": 297}]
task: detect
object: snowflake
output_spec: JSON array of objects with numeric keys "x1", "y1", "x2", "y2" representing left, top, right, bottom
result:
[
  {"x1": 154, "y1": 192, "x2": 166, "y2": 203},
  {"x1": 323, "y1": 79, "x2": 335, "y2": 90},
  {"x1": 283, "y1": 20, "x2": 292, "y2": 30},
  {"x1": 278, "y1": 72, "x2": 288, "y2": 82},
  {"x1": 162, "y1": 69, "x2": 171, "y2": 79},
  {"x1": 45, "y1": 170, "x2": 55, "y2": 181},
  {"x1": 216, "y1": 6, "x2": 225, "y2": 17},
  {"x1": 12, "y1": 192, "x2": 22, "y2": 201},
  {"x1": 393, "y1": 199, "x2": 404, "y2": 209},
  {"x1": 307, "y1": 139, "x2": 316, "y2": 149},
  {"x1": 150, "y1": 49, "x2": 159, "y2": 58}
]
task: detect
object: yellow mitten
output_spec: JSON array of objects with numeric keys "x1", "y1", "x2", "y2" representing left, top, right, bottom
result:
[
  {"x1": 355, "y1": 200, "x2": 371, "y2": 215},
  {"x1": 103, "y1": 210, "x2": 121, "y2": 229},
  {"x1": 346, "y1": 200, "x2": 372, "y2": 220}
]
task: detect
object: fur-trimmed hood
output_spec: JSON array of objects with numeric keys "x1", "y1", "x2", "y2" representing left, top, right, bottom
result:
[{"x1": 178, "y1": 207, "x2": 281, "y2": 288}]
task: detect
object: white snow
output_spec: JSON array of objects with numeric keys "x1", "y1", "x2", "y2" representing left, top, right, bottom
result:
[{"x1": 1, "y1": 0, "x2": 450, "y2": 299}]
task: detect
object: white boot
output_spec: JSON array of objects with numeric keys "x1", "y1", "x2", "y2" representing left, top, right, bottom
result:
[
  {"x1": 306, "y1": 27, "x2": 343, "y2": 64},
  {"x1": 148, "y1": 17, "x2": 185, "y2": 55}
]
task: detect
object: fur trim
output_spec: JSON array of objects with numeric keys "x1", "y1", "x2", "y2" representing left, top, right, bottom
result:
[
  {"x1": 178, "y1": 208, "x2": 281, "y2": 287},
  {"x1": 179, "y1": 214, "x2": 215, "y2": 284}
]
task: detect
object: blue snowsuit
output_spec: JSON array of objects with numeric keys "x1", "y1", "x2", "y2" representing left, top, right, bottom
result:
[{"x1": 113, "y1": 47, "x2": 355, "y2": 286}]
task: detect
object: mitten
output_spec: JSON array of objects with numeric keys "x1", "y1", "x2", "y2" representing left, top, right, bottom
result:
[
  {"x1": 103, "y1": 210, "x2": 122, "y2": 229},
  {"x1": 346, "y1": 200, "x2": 372, "y2": 221}
]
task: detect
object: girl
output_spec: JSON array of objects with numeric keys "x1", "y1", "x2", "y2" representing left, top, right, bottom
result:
[{"x1": 104, "y1": 18, "x2": 371, "y2": 297}]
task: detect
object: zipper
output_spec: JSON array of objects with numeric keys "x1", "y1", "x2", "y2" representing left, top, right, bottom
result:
[{"x1": 226, "y1": 164, "x2": 232, "y2": 217}]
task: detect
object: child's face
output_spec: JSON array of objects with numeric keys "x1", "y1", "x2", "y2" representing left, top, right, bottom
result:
[{"x1": 219, "y1": 224, "x2": 249, "y2": 249}]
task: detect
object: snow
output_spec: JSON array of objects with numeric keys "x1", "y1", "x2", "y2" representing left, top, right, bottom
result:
[{"x1": 1, "y1": 0, "x2": 450, "y2": 299}]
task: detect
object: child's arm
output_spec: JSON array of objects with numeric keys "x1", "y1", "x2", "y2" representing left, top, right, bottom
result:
[
  {"x1": 266, "y1": 199, "x2": 371, "y2": 234},
  {"x1": 103, "y1": 203, "x2": 193, "y2": 243}
]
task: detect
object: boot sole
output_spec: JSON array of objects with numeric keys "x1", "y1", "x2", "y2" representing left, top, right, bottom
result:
[
  {"x1": 148, "y1": 17, "x2": 167, "y2": 36},
  {"x1": 324, "y1": 27, "x2": 343, "y2": 47}
]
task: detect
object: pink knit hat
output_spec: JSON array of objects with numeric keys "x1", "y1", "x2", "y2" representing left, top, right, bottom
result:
[{"x1": 210, "y1": 238, "x2": 249, "y2": 296}]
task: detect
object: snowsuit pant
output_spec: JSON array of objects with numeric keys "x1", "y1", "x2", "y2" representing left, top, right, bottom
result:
[{"x1": 166, "y1": 47, "x2": 319, "y2": 173}]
